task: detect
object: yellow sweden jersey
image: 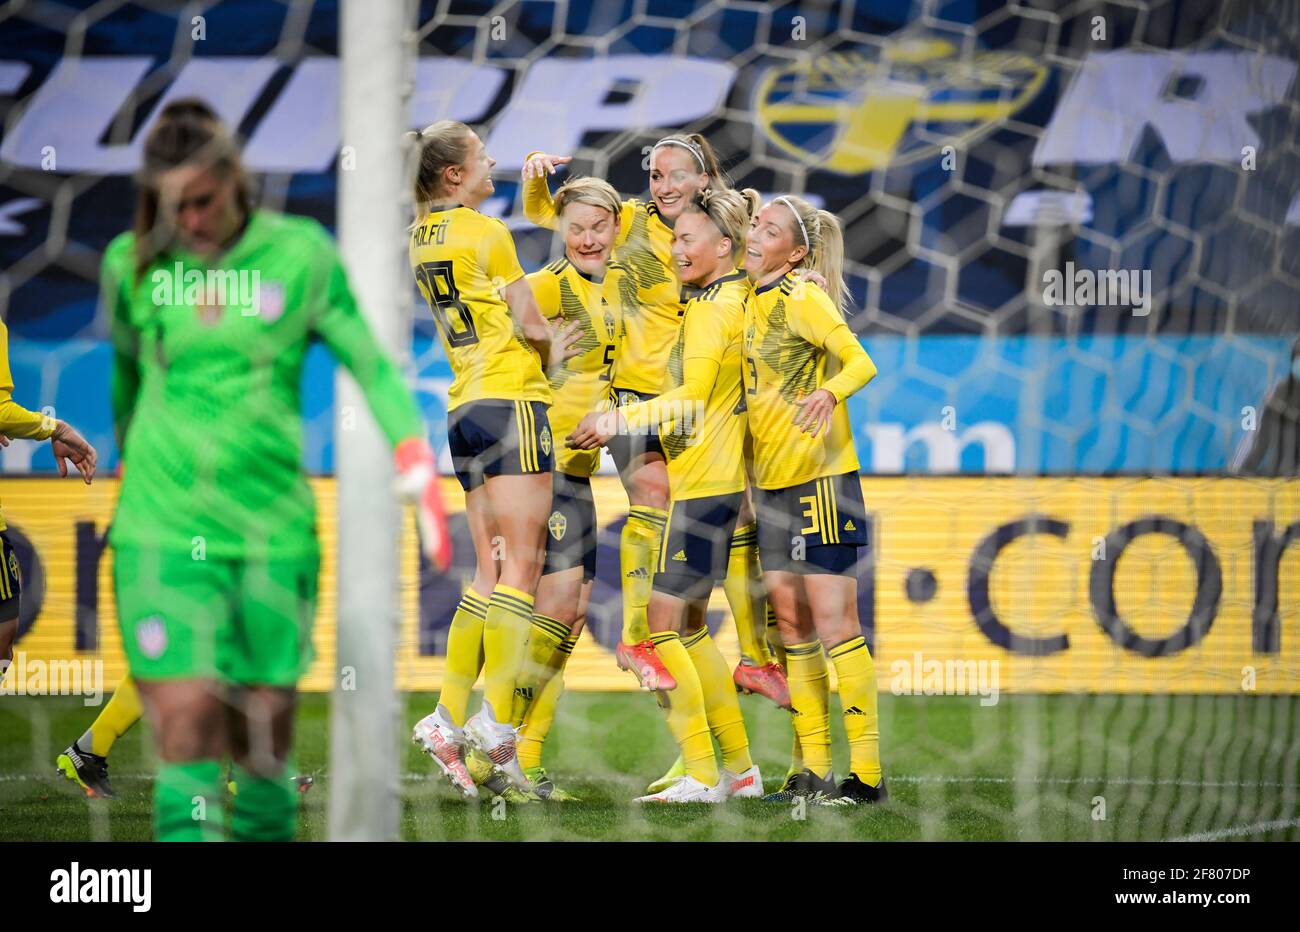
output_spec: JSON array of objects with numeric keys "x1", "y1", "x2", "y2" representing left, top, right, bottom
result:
[
  {"x1": 409, "y1": 207, "x2": 550, "y2": 411},
  {"x1": 519, "y1": 171, "x2": 680, "y2": 396},
  {"x1": 744, "y1": 273, "x2": 862, "y2": 489},
  {"x1": 527, "y1": 257, "x2": 625, "y2": 476},
  {"x1": 611, "y1": 198, "x2": 683, "y2": 395},
  {"x1": 650, "y1": 271, "x2": 750, "y2": 501}
]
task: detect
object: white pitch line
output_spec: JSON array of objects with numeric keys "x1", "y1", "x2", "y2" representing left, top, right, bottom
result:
[
  {"x1": 884, "y1": 775, "x2": 1298, "y2": 789},
  {"x1": 1169, "y1": 817, "x2": 1300, "y2": 842},
  {"x1": 7, "y1": 772, "x2": 1297, "y2": 790}
]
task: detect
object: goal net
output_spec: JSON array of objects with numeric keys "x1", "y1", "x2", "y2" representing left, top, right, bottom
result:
[{"x1": 0, "y1": 0, "x2": 1296, "y2": 842}]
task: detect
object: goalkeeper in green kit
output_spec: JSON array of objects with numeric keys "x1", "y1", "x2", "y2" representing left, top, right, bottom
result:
[{"x1": 103, "y1": 99, "x2": 451, "y2": 841}]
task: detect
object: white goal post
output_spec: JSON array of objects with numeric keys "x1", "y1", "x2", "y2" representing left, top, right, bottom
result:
[{"x1": 330, "y1": 0, "x2": 417, "y2": 841}]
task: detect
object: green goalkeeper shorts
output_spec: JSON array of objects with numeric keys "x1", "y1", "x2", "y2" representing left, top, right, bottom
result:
[{"x1": 114, "y1": 548, "x2": 320, "y2": 686}]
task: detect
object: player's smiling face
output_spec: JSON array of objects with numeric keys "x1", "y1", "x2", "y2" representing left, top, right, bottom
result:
[
  {"x1": 157, "y1": 164, "x2": 243, "y2": 258},
  {"x1": 649, "y1": 146, "x2": 707, "y2": 221},
  {"x1": 745, "y1": 202, "x2": 807, "y2": 282},
  {"x1": 453, "y1": 130, "x2": 496, "y2": 206},
  {"x1": 671, "y1": 208, "x2": 729, "y2": 286},
  {"x1": 562, "y1": 202, "x2": 618, "y2": 275}
]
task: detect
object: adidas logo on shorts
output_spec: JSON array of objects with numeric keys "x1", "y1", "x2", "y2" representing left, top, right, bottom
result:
[
  {"x1": 671, "y1": 550, "x2": 687, "y2": 562},
  {"x1": 844, "y1": 520, "x2": 856, "y2": 531}
]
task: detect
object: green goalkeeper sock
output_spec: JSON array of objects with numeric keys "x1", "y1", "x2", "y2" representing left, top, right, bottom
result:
[
  {"x1": 154, "y1": 760, "x2": 224, "y2": 842},
  {"x1": 229, "y1": 763, "x2": 298, "y2": 842}
]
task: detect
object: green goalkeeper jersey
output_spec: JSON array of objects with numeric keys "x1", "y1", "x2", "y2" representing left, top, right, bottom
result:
[{"x1": 104, "y1": 210, "x2": 424, "y2": 560}]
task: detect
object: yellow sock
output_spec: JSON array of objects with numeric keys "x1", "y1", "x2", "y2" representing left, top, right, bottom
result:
[
  {"x1": 723, "y1": 524, "x2": 772, "y2": 666},
  {"x1": 766, "y1": 603, "x2": 784, "y2": 667},
  {"x1": 682, "y1": 628, "x2": 752, "y2": 773},
  {"x1": 511, "y1": 615, "x2": 569, "y2": 727},
  {"x1": 766, "y1": 607, "x2": 802, "y2": 775},
  {"x1": 482, "y1": 585, "x2": 535, "y2": 718},
  {"x1": 439, "y1": 589, "x2": 489, "y2": 726},
  {"x1": 620, "y1": 507, "x2": 666, "y2": 643},
  {"x1": 649, "y1": 631, "x2": 717, "y2": 787},
  {"x1": 785, "y1": 640, "x2": 831, "y2": 778},
  {"x1": 828, "y1": 636, "x2": 882, "y2": 785},
  {"x1": 84, "y1": 675, "x2": 143, "y2": 757},
  {"x1": 518, "y1": 632, "x2": 578, "y2": 770}
]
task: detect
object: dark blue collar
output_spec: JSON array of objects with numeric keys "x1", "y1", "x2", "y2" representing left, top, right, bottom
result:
[{"x1": 754, "y1": 272, "x2": 792, "y2": 296}]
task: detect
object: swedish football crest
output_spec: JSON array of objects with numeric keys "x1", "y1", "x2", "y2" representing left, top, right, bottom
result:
[
  {"x1": 540, "y1": 425, "x2": 553, "y2": 456},
  {"x1": 755, "y1": 37, "x2": 1045, "y2": 174},
  {"x1": 548, "y1": 510, "x2": 567, "y2": 541},
  {"x1": 7, "y1": 548, "x2": 19, "y2": 585}
]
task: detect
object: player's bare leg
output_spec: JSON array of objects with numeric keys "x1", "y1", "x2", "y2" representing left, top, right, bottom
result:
[
  {"x1": 462, "y1": 471, "x2": 551, "y2": 791},
  {"x1": 226, "y1": 684, "x2": 304, "y2": 839},
  {"x1": 136, "y1": 679, "x2": 230, "y2": 839},
  {"x1": 413, "y1": 483, "x2": 501, "y2": 801}
]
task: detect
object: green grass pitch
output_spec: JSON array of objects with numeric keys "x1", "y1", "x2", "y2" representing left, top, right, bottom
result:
[{"x1": 2, "y1": 692, "x2": 1296, "y2": 841}]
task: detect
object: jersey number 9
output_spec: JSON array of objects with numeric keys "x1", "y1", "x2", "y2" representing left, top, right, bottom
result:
[{"x1": 416, "y1": 260, "x2": 479, "y2": 347}]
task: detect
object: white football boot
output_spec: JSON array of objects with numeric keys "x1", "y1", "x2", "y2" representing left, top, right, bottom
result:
[
  {"x1": 463, "y1": 701, "x2": 529, "y2": 791},
  {"x1": 634, "y1": 774, "x2": 726, "y2": 803},
  {"x1": 412, "y1": 706, "x2": 479, "y2": 801},
  {"x1": 721, "y1": 764, "x2": 764, "y2": 799}
]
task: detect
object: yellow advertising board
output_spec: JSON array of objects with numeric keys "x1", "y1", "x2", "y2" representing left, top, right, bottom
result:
[{"x1": 3, "y1": 476, "x2": 1297, "y2": 695}]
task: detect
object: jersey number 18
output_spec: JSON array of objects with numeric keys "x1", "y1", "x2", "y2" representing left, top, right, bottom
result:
[{"x1": 415, "y1": 260, "x2": 479, "y2": 347}]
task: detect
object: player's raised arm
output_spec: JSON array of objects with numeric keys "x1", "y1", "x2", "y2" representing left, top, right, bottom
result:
[
  {"x1": 520, "y1": 151, "x2": 570, "y2": 229},
  {"x1": 521, "y1": 151, "x2": 637, "y2": 246}
]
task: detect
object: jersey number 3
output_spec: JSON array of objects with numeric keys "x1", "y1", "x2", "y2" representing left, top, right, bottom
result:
[{"x1": 416, "y1": 260, "x2": 479, "y2": 347}]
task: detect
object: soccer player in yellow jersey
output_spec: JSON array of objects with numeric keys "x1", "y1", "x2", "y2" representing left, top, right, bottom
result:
[
  {"x1": 502, "y1": 177, "x2": 628, "y2": 801},
  {"x1": 524, "y1": 137, "x2": 787, "y2": 708},
  {"x1": 570, "y1": 189, "x2": 764, "y2": 803},
  {"x1": 409, "y1": 121, "x2": 579, "y2": 799},
  {"x1": 0, "y1": 321, "x2": 97, "y2": 686},
  {"x1": 744, "y1": 195, "x2": 887, "y2": 805}
]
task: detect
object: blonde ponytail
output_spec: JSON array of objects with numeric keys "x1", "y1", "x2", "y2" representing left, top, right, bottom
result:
[
  {"x1": 808, "y1": 209, "x2": 846, "y2": 313},
  {"x1": 411, "y1": 119, "x2": 473, "y2": 210}
]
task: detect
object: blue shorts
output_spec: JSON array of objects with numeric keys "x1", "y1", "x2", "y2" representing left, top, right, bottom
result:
[
  {"x1": 605, "y1": 387, "x2": 665, "y2": 475},
  {"x1": 652, "y1": 492, "x2": 743, "y2": 600},
  {"x1": 446, "y1": 399, "x2": 553, "y2": 491},
  {"x1": 755, "y1": 472, "x2": 868, "y2": 575},
  {"x1": 0, "y1": 531, "x2": 22, "y2": 624},
  {"x1": 543, "y1": 472, "x2": 597, "y2": 580}
]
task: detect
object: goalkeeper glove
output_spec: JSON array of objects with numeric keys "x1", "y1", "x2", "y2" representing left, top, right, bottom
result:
[{"x1": 394, "y1": 437, "x2": 453, "y2": 572}]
